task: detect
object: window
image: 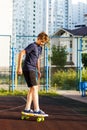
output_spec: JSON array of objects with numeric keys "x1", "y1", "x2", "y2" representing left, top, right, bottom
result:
[
  {"x1": 33, "y1": 26, "x2": 35, "y2": 28},
  {"x1": 85, "y1": 40, "x2": 87, "y2": 43},
  {"x1": 70, "y1": 43, "x2": 72, "y2": 48},
  {"x1": 33, "y1": 22, "x2": 35, "y2": 24},
  {"x1": 85, "y1": 45, "x2": 87, "y2": 47},
  {"x1": 70, "y1": 54, "x2": 72, "y2": 61},
  {"x1": 70, "y1": 41, "x2": 72, "y2": 48},
  {"x1": 33, "y1": 30, "x2": 35, "y2": 33}
]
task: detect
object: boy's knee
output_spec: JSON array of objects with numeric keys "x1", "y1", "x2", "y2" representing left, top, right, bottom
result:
[{"x1": 32, "y1": 85, "x2": 38, "y2": 91}]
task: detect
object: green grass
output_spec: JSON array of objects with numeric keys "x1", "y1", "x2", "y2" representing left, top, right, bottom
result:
[
  {"x1": 0, "y1": 88, "x2": 27, "y2": 96},
  {"x1": 39, "y1": 90, "x2": 58, "y2": 96},
  {"x1": 0, "y1": 88, "x2": 58, "y2": 97}
]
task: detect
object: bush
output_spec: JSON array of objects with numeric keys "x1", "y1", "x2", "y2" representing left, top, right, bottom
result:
[
  {"x1": 52, "y1": 69, "x2": 77, "y2": 90},
  {"x1": 82, "y1": 68, "x2": 87, "y2": 81}
]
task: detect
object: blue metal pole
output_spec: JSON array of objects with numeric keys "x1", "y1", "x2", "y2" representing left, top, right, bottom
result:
[
  {"x1": 12, "y1": 47, "x2": 14, "y2": 91},
  {"x1": 79, "y1": 38, "x2": 82, "y2": 92},
  {"x1": 77, "y1": 37, "x2": 79, "y2": 90},
  {"x1": 45, "y1": 46, "x2": 49, "y2": 92}
]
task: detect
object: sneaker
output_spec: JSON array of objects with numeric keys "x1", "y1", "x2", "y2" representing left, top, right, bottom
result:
[
  {"x1": 34, "y1": 109, "x2": 46, "y2": 115},
  {"x1": 23, "y1": 109, "x2": 33, "y2": 114}
]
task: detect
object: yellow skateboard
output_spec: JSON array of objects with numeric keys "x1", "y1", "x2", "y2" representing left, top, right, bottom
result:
[{"x1": 21, "y1": 111, "x2": 48, "y2": 122}]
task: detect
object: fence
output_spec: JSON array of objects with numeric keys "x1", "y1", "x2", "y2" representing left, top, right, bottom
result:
[
  {"x1": 11, "y1": 35, "x2": 50, "y2": 92},
  {"x1": 50, "y1": 36, "x2": 87, "y2": 92},
  {"x1": 0, "y1": 35, "x2": 11, "y2": 91},
  {"x1": 0, "y1": 35, "x2": 87, "y2": 93}
]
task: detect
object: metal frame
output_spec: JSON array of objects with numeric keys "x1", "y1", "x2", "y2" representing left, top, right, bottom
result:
[{"x1": 11, "y1": 35, "x2": 49, "y2": 92}]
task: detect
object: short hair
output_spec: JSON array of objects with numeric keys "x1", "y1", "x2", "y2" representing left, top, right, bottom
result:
[{"x1": 37, "y1": 32, "x2": 49, "y2": 43}]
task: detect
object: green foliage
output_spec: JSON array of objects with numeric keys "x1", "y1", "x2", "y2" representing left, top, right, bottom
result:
[
  {"x1": 52, "y1": 69, "x2": 77, "y2": 90},
  {"x1": 82, "y1": 68, "x2": 87, "y2": 81},
  {"x1": 0, "y1": 89, "x2": 28, "y2": 96},
  {"x1": 51, "y1": 45, "x2": 68, "y2": 67},
  {"x1": 82, "y1": 53, "x2": 87, "y2": 68},
  {"x1": 39, "y1": 90, "x2": 58, "y2": 96},
  {"x1": 0, "y1": 75, "x2": 9, "y2": 84},
  {"x1": 0, "y1": 89, "x2": 58, "y2": 97}
]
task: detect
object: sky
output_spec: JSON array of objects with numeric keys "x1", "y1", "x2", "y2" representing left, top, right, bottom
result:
[{"x1": 72, "y1": 0, "x2": 87, "y2": 4}]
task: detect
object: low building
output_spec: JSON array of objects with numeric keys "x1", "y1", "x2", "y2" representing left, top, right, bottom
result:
[{"x1": 51, "y1": 27, "x2": 87, "y2": 68}]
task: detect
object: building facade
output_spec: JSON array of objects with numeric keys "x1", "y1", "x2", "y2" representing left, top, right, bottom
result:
[
  {"x1": 72, "y1": 0, "x2": 87, "y2": 29},
  {"x1": 51, "y1": 27, "x2": 87, "y2": 68},
  {"x1": 48, "y1": 0, "x2": 72, "y2": 35},
  {"x1": 12, "y1": 0, "x2": 47, "y2": 51},
  {"x1": 12, "y1": 0, "x2": 87, "y2": 50}
]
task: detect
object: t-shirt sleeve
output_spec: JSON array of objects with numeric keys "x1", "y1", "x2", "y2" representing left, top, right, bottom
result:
[{"x1": 24, "y1": 44, "x2": 34, "y2": 54}]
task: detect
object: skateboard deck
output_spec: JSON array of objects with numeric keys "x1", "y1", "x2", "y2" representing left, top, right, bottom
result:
[{"x1": 21, "y1": 111, "x2": 48, "y2": 122}]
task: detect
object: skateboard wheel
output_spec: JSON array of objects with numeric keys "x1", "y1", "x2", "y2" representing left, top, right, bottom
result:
[
  {"x1": 41, "y1": 117, "x2": 44, "y2": 122},
  {"x1": 21, "y1": 116, "x2": 25, "y2": 120},
  {"x1": 37, "y1": 117, "x2": 42, "y2": 122}
]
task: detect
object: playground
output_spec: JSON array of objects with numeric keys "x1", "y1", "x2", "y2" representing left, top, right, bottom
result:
[
  {"x1": 0, "y1": 34, "x2": 87, "y2": 130},
  {"x1": 0, "y1": 1, "x2": 87, "y2": 129},
  {"x1": 0, "y1": 94, "x2": 87, "y2": 130},
  {"x1": 0, "y1": 35, "x2": 86, "y2": 94}
]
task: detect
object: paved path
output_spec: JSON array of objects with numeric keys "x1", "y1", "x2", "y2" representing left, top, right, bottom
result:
[{"x1": 58, "y1": 90, "x2": 87, "y2": 103}]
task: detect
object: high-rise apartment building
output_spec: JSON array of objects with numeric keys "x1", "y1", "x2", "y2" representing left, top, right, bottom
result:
[
  {"x1": 72, "y1": 0, "x2": 87, "y2": 28},
  {"x1": 49, "y1": 0, "x2": 72, "y2": 35},
  {"x1": 47, "y1": 0, "x2": 53, "y2": 35},
  {"x1": 12, "y1": 0, "x2": 87, "y2": 48},
  {"x1": 48, "y1": 0, "x2": 87, "y2": 34},
  {"x1": 12, "y1": 0, "x2": 47, "y2": 50}
]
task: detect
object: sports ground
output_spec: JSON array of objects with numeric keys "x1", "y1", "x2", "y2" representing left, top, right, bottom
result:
[{"x1": 0, "y1": 94, "x2": 87, "y2": 130}]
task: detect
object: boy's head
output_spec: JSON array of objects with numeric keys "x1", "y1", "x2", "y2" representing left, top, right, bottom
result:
[{"x1": 37, "y1": 32, "x2": 49, "y2": 46}]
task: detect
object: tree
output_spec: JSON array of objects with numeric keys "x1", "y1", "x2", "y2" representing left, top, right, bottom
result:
[
  {"x1": 51, "y1": 45, "x2": 68, "y2": 67},
  {"x1": 82, "y1": 53, "x2": 87, "y2": 68}
]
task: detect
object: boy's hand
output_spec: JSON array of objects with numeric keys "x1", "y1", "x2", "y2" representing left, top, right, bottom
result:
[
  {"x1": 17, "y1": 68, "x2": 22, "y2": 75},
  {"x1": 38, "y1": 71, "x2": 41, "y2": 79},
  {"x1": 38, "y1": 71, "x2": 41, "y2": 89}
]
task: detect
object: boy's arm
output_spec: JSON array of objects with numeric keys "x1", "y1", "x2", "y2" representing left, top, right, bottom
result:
[
  {"x1": 37, "y1": 58, "x2": 41, "y2": 88},
  {"x1": 17, "y1": 50, "x2": 26, "y2": 75},
  {"x1": 37, "y1": 58, "x2": 41, "y2": 78}
]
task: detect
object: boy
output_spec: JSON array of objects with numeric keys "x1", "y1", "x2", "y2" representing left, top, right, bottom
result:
[{"x1": 17, "y1": 32, "x2": 49, "y2": 115}]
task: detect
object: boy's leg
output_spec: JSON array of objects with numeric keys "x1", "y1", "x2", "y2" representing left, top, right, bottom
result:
[
  {"x1": 25, "y1": 88, "x2": 33, "y2": 110},
  {"x1": 32, "y1": 85, "x2": 46, "y2": 115},
  {"x1": 23, "y1": 70, "x2": 40, "y2": 112},
  {"x1": 25, "y1": 85, "x2": 39, "y2": 111},
  {"x1": 32, "y1": 85, "x2": 40, "y2": 111}
]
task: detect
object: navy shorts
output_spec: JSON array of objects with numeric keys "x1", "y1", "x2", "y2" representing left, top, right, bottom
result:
[{"x1": 23, "y1": 70, "x2": 37, "y2": 87}]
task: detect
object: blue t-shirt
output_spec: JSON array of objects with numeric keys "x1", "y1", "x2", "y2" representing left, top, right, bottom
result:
[{"x1": 23, "y1": 42, "x2": 42, "y2": 71}]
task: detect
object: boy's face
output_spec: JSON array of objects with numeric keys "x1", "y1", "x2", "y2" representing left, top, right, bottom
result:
[{"x1": 37, "y1": 39, "x2": 46, "y2": 46}]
